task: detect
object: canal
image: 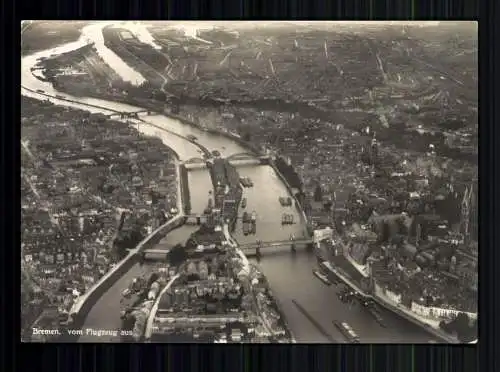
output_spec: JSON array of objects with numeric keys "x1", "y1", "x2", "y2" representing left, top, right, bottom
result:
[
  {"x1": 22, "y1": 24, "x2": 436, "y2": 343},
  {"x1": 187, "y1": 168, "x2": 213, "y2": 215}
]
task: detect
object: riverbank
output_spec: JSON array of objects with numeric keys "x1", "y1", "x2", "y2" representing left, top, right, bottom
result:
[
  {"x1": 320, "y1": 259, "x2": 460, "y2": 343},
  {"x1": 68, "y1": 215, "x2": 187, "y2": 332},
  {"x1": 144, "y1": 274, "x2": 181, "y2": 341},
  {"x1": 269, "y1": 159, "x2": 308, "y2": 229}
]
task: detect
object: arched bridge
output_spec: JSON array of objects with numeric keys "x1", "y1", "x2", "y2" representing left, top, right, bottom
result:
[{"x1": 226, "y1": 152, "x2": 260, "y2": 161}]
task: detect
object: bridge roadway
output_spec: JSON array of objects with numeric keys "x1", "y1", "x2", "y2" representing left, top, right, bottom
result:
[
  {"x1": 238, "y1": 239, "x2": 312, "y2": 248},
  {"x1": 183, "y1": 158, "x2": 263, "y2": 170},
  {"x1": 22, "y1": 26, "x2": 439, "y2": 342}
]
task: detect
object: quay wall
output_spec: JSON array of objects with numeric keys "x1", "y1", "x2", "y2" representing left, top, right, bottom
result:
[
  {"x1": 67, "y1": 215, "x2": 186, "y2": 337},
  {"x1": 179, "y1": 164, "x2": 191, "y2": 214}
]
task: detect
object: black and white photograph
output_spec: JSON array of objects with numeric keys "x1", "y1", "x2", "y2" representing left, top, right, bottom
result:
[{"x1": 21, "y1": 21, "x2": 477, "y2": 343}]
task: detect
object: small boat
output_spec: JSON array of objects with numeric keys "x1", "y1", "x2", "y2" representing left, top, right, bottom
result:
[
  {"x1": 243, "y1": 222, "x2": 250, "y2": 236},
  {"x1": 368, "y1": 308, "x2": 386, "y2": 327},
  {"x1": 313, "y1": 270, "x2": 331, "y2": 286}
]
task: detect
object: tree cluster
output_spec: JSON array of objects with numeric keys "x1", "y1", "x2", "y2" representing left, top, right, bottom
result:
[
  {"x1": 167, "y1": 243, "x2": 188, "y2": 267},
  {"x1": 439, "y1": 313, "x2": 477, "y2": 342},
  {"x1": 112, "y1": 218, "x2": 146, "y2": 260}
]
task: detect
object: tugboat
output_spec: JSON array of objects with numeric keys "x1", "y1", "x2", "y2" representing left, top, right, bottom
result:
[
  {"x1": 333, "y1": 321, "x2": 360, "y2": 343},
  {"x1": 312, "y1": 269, "x2": 331, "y2": 286}
]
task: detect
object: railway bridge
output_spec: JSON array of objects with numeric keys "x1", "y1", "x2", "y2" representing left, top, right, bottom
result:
[{"x1": 107, "y1": 110, "x2": 154, "y2": 119}]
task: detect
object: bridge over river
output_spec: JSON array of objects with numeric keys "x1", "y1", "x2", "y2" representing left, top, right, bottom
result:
[
  {"x1": 106, "y1": 109, "x2": 154, "y2": 119},
  {"x1": 238, "y1": 238, "x2": 313, "y2": 249}
]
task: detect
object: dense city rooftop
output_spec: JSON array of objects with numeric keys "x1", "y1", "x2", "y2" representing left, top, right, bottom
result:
[{"x1": 21, "y1": 97, "x2": 179, "y2": 341}]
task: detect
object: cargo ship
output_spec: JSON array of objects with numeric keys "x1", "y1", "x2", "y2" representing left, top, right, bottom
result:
[
  {"x1": 249, "y1": 211, "x2": 257, "y2": 234},
  {"x1": 278, "y1": 197, "x2": 292, "y2": 207},
  {"x1": 243, "y1": 220, "x2": 251, "y2": 236},
  {"x1": 240, "y1": 177, "x2": 253, "y2": 188}
]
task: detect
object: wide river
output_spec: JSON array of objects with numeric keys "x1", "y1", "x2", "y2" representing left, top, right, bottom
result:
[{"x1": 21, "y1": 23, "x2": 436, "y2": 343}]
